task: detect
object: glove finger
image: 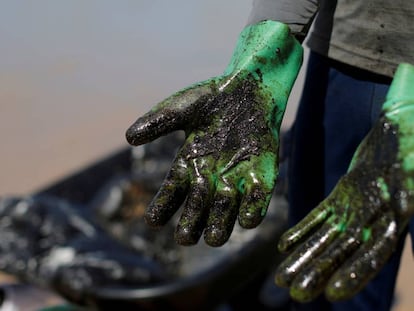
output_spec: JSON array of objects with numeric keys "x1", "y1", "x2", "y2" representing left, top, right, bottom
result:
[
  {"x1": 238, "y1": 182, "x2": 272, "y2": 229},
  {"x1": 126, "y1": 82, "x2": 215, "y2": 146},
  {"x1": 325, "y1": 211, "x2": 399, "y2": 301},
  {"x1": 288, "y1": 221, "x2": 363, "y2": 302},
  {"x1": 278, "y1": 177, "x2": 356, "y2": 253},
  {"x1": 278, "y1": 202, "x2": 332, "y2": 253},
  {"x1": 144, "y1": 156, "x2": 189, "y2": 227},
  {"x1": 231, "y1": 152, "x2": 277, "y2": 229},
  {"x1": 174, "y1": 160, "x2": 215, "y2": 245},
  {"x1": 274, "y1": 216, "x2": 342, "y2": 288},
  {"x1": 204, "y1": 179, "x2": 240, "y2": 247}
]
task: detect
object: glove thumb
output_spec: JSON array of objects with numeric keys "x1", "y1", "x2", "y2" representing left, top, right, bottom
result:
[{"x1": 126, "y1": 80, "x2": 216, "y2": 146}]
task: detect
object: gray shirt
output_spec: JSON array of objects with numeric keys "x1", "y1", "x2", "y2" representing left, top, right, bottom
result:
[{"x1": 247, "y1": 0, "x2": 414, "y2": 77}]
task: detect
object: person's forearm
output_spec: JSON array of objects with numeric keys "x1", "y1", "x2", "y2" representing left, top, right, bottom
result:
[{"x1": 247, "y1": 0, "x2": 319, "y2": 42}]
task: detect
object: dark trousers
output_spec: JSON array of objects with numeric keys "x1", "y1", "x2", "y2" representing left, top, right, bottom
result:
[{"x1": 287, "y1": 51, "x2": 407, "y2": 311}]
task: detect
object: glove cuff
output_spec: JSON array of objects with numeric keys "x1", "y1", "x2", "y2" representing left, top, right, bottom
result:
[
  {"x1": 383, "y1": 63, "x2": 414, "y2": 112},
  {"x1": 223, "y1": 20, "x2": 303, "y2": 109},
  {"x1": 382, "y1": 63, "x2": 414, "y2": 173}
]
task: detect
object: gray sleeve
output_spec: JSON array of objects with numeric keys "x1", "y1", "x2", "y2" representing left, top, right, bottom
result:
[{"x1": 247, "y1": 0, "x2": 319, "y2": 39}]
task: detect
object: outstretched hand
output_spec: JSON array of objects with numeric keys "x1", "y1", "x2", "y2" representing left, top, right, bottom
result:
[
  {"x1": 127, "y1": 78, "x2": 280, "y2": 247},
  {"x1": 126, "y1": 21, "x2": 303, "y2": 246},
  {"x1": 275, "y1": 63, "x2": 414, "y2": 302}
]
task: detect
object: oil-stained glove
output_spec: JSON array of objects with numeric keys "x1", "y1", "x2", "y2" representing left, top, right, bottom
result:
[
  {"x1": 275, "y1": 63, "x2": 414, "y2": 302},
  {"x1": 126, "y1": 21, "x2": 303, "y2": 247}
]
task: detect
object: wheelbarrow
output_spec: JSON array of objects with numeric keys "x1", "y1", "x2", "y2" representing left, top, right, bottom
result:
[{"x1": 0, "y1": 133, "x2": 289, "y2": 311}]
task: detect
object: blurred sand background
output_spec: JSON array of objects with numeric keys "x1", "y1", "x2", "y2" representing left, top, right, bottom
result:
[{"x1": 0, "y1": 1, "x2": 412, "y2": 310}]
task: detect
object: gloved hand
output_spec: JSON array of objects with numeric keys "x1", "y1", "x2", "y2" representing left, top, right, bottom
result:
[
  {"x1": 275, "y1": 63, "x2": 414, "y2": 302},
  {"x1": 126, "y1": 21, "x2": 303, "y2": 246}
]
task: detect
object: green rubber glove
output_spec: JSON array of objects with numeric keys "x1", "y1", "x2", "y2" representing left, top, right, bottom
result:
[
  {"x1": 126, "y1": 21, "x2": 303, "y2": 247},
  {"x1": 274, "y1": 63, "x2": 414, "y2": 302}
]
